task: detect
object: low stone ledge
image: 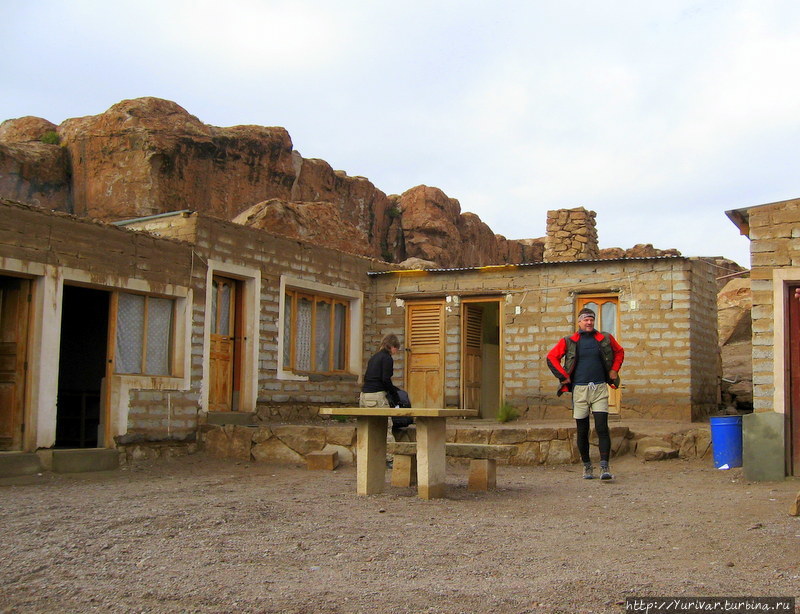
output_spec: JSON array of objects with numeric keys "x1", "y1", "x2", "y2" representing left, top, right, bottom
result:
[{"x1": 195, "y1": 422, "x2": 709, "y2": 467}]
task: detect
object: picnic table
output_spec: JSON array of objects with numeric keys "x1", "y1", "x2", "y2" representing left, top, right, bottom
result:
[{"x1": 319, "y1": 407, "x2": 478, "y2": 499}]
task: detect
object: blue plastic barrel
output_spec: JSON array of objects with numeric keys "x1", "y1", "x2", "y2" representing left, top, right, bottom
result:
[{"x1": 709, "y1": 416, "x2": 743, "y2": 469}]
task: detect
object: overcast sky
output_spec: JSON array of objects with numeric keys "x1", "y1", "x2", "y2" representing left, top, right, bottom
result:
[{"x1": 4, "y1": 1, "x2": 800, "y2": 267}]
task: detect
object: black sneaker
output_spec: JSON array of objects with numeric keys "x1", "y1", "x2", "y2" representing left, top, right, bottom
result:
[
  {"x1": 600, "y1": 462, "x2": 613, "y2": 480},
  {"x1": 582, "y1": 463, "x2": 594, "y2": 479}
]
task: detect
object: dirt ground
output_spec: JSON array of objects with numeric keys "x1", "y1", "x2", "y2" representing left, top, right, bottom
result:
[{"x1": 1, "y1": 453, "x2": 798, "y2": 614}]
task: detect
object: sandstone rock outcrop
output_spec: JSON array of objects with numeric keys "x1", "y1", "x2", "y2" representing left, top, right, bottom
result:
[
  {"x1": 599, "y1": 244, "x2": 682, "y2": 259},
  {"x1": 0, "y1": 96, "x2": 697, "y2": 269},
  {"x1": 0, "y1": 116, "x2": 71, "y2": 211},
  {"x1": 58, "y1": 98, "x2": 297, "y2": 220},
  {"x1": 718, "y1": 276, "x2": 753, "y2": 410},
  {"x1": 233, "y1": 199, "x2": 375, "y2": 258}
]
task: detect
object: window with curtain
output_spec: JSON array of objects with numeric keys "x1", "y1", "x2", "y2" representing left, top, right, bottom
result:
[
  {"x1": 116, "y1": 292, "x2": 174, "y2": 375},
  {"x1": 283, "y1": 289, "x2": 349, "y2": 374}
]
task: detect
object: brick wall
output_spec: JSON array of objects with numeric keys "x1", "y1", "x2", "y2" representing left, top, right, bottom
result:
[
  {"x1": 372, "y1": 256, "x2": 719, "y2": 421},
  {"x1": 747, "y1": 198, "x2": 800, "y2": 413},
  {"x1": 137, "y1": 214, "x2": 394, "y2": 421}
]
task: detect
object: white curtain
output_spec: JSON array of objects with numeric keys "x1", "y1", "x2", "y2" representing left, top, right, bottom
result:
[
  {"x1": 315, "y1": 301, "x2": 331, "y2": 372},
  {"x1": 116, "y1": 293, "x2": 145, "y2": 373}
]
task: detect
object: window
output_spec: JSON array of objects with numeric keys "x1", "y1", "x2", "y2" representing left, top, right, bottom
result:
[
  {"x1": 115, "y1": 292, "x2": 174, "y2": 375},
  {"x1": 577, "y1": 295, "x2": 618, "y2": 336},
  {"x1": 283, "y1": 289, "x2": 349, "y2": 374}
]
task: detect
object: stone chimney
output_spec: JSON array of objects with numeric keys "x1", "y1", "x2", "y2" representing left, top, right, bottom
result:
[{"x1": 544, "y1": 207, "x2": 599, "y2": 262}]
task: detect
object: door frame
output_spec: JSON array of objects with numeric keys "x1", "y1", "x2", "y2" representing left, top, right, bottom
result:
[
  {"x1": 203, "y1": 261, "x2": 260, "y2": 414},
  {"x1": 575, "y1": 293, "x2": 621, "y2": 414},
  {"x1": 459, "y1": 297, "x2": 504, "y2": 416}
]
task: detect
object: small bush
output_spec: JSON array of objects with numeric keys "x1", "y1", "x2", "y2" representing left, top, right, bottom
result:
[
  {"x1": 388, "y1": 205, "x2": 402, "y2": 218},
  {"x1": 40, "y1": 130, "x2": 60, "y2": 145},
  {"x1": 497, "y1": 403, "x2": 519, "y2": 423}
]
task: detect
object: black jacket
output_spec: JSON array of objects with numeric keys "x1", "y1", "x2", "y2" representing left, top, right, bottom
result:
[{"x1": 361, "y1": 348, "x2": 399, "y2": 401}]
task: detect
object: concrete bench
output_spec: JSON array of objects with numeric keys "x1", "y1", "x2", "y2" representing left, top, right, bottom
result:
[{"x1": 388, "y1": 442, "x2": 517, "y2": 491}]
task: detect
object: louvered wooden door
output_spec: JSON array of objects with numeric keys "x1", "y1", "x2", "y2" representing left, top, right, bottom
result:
[
  {"x1": 462, "y1": 304, "x2": 482, "y2": 411},
  {"x1": 405, "y1": 301, "x2": 445, "y2": 409}
]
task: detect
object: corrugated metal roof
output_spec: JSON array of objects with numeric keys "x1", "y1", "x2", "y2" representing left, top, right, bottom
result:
[{"x1": 367, "y1": 254, "x2": 684, "y2": 276}]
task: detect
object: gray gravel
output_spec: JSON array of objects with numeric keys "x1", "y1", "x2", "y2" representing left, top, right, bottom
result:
[{"x1": 1, "y1": 454, "x2": 798, "y2": 613}]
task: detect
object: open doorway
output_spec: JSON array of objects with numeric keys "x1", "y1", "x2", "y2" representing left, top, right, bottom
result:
[
  {"x1": 461, "y1": 299, "x2": 502, "y2": 418},
  {"x1": 56, "y1": 286, "x2": 109, "y2": 448}
]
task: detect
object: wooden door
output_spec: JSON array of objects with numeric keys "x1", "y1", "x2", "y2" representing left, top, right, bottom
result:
[
  {"x1": 406, "y1": 301, "x2": 445, "y2": 409},
  {"x1": 577, "y1": 296, "x2": 621, "y2": 414},
  {"x1": 462, "y1": 304, "x2": 482, "y2": 411},
  {"x1": 0, "y1": 277, "x2": 29, "y2": 450},
  {"x1": 209, "y1": 276, "x2": 236, "y2": 412},
  {"x1": 787, "y1": 284, "x2": 800, "y2": 475}
]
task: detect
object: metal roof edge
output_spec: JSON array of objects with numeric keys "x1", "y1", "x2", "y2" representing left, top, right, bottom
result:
[{"x1": 366, "y1": 254, "x2": 685, "y2": 276}]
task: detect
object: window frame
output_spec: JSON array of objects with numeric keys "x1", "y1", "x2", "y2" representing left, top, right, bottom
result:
[
  {"x1": 278, "y1": 276, "x2": 363, "y2": 381},
  {"x1": 283, "y1": 288, "x2": 350, "y2": 375},
  {"x1": 113, "y1": 291, "x2": 177, "y2": 376}
]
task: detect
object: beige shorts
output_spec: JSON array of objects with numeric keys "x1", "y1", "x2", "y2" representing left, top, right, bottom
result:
[
  {"x1": 359, "y1": 391, "x2": 390, "y2": 408},
  {"x1": 572, "y1": 383, "x2": 609, "y2": 419}
]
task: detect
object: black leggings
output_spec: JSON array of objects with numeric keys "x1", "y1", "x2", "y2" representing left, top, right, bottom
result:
[{"x1": 576, "y1": 412, "x2": 610, "y2": 464}]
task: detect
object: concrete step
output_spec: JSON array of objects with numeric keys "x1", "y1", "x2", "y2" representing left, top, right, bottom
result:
[
  {"x1": 42, "y1": 449, "x2": 120, "y2": 473},
  {"x1": 0, "y1": 452, "x2": 44, "y2": 478}
]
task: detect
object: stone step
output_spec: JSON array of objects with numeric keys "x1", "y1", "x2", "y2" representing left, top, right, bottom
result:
[
  {"x1": 42, "y1": 449, "x2": 121, "y2": 473},
  {"x1": 0, "y1": 453, "x2": 44, "y2": 478}
]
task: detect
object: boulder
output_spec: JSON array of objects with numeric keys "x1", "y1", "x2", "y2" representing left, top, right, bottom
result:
[
  {"x1": 635, "y1": 436, "x2": 678, "y2": 461},
  {"x1": 0, "y1": 116, "x2": 71, "y2": 212},
  {"x1": 718, "y1": 277, "x2": 753, "y2": 409}
]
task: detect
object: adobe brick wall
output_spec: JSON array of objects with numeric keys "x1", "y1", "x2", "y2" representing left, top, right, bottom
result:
[
  {"x1": 372, "y1": 256, "x2": 719, "y2": 421},
  {"x1": 0, "y1": 200, "x2": 199, "y2": 445},
  {"x1": 747, "y1": 198, "x2": 800, "y2": 413},
  {"x1": 133, "y1": 213, "x2": 393, "y2": 422},
  {"x1": 0, "y1": 200, "x2": 191, "y2": 286}
]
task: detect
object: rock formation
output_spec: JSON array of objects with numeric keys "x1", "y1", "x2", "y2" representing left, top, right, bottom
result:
[
  {"x1": 717, "y1": 276, "x2": 753, "y2": 410},
  {"x1": 0, "y1": 116, "x2": 71, "y2": 212},
  {"x1": 0, "y1": 96, "x2": 695, "y2": 269}
]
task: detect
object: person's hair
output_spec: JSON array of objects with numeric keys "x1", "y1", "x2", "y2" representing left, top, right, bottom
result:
[
  {"x1": 578, "y1": 308, "x2": 596, "y2": 319},
  {"x1": 380, "y1": 333, "x2": 400, "y2": 351}
]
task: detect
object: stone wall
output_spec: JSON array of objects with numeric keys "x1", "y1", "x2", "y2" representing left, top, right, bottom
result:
[
  {"x1": 196, "y1": 422, "x2": 712, "y2": 467},
  {"x1": 544, "y1": 207, "x2": 599, "y2": 262}
]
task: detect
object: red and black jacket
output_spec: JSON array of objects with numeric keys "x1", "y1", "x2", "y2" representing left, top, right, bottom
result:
[{"x1": 546, "y1": 331, "x2": 624, "y2": 396}]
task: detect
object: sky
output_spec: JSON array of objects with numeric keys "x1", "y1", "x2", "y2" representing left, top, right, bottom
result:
[{"x1": 3, "y1": 1, "x2": 800, "y2": 268}]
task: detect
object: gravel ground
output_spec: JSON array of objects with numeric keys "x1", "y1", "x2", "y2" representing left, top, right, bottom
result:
[{"x1": 1, "y1": 453, "x2": 798, "y2": 614}]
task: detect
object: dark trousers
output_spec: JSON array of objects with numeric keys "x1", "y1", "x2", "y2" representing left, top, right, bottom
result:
[{"x1": 576, "y1": 411, "x2": 611, "y2": 464}]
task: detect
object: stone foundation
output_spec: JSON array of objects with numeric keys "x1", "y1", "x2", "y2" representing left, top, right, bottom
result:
[{"x1": 191, "y1": 422, "x2": 712, "y2": 467}]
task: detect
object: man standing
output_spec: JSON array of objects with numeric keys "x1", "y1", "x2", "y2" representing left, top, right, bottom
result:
[{"x1": 546, "y1": 307, "x2": 625, "y2": 480}]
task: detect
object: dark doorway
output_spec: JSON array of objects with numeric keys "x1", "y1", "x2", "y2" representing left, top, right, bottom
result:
[{"x1": 56, "y1": 286, "x2": 109, "y2": 448}]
